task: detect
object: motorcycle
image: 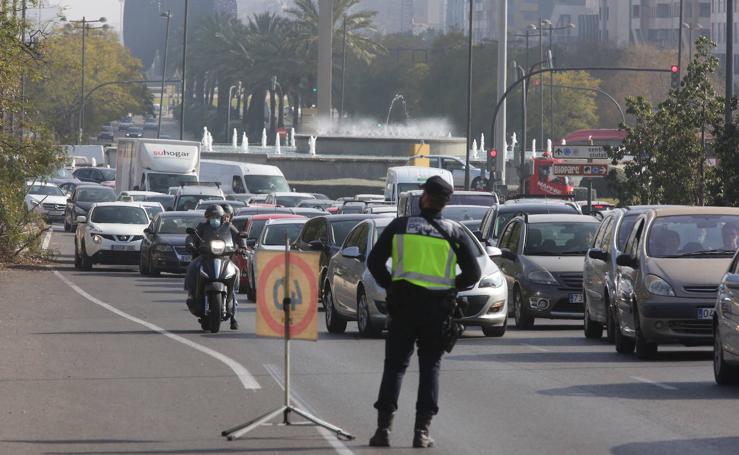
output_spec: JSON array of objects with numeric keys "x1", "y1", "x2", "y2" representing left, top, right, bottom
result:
[{"x1": 185, "y1": 227, "x2": 242, "y2": 333}]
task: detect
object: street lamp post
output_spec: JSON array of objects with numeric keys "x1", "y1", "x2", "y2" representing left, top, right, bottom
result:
[
  {"x1": 339, "y1": 15, "x2": 347, "y2": 122},
  {"x1": 683, "y1": 22, "x2": 703, "y2": 61},
  {"x1": 541, "y1": 22, "x2": 575, "y2": 139},
  {"x1": 464, "y1": 0, "x2": 473, "y2": 190},
  {"x1": 63, "y1": 16, "x2": 107, "y2": 144},
  {"x1": 516, "y1": 65, "x2": 528, "y2": 195},
  {"x1": 179, "y1": 0, "x2": 189, "y2": 140},
  {"x1": 157, "y1": 10, "x2": 171, "y2": 139}
]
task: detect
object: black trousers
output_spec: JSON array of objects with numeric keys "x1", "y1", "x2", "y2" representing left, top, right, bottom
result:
[{"x1": 374, "y1": 299, "x2": 447, "y2": 416}]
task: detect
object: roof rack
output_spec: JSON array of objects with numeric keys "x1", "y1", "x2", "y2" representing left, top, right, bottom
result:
[{"x1": 180, "y1": 181, "x2": 221, "y2": 188}]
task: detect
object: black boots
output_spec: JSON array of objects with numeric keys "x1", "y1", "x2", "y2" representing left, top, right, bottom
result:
[
  {"x1": 412, "y1": 413, "x2": 434, "y2": 448},
  {"x1": 230, "y1": 316, "x2": 239, "y2": 330},
  {"x1": 368, "y1": 412, "x2": 394, "y2": 447}
]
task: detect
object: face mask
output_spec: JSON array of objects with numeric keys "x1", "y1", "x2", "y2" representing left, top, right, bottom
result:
[{"x1": 209, "y1": 218, "x2": 221, "y2": 228}]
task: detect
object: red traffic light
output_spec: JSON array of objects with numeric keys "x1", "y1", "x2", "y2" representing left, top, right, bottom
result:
[
  {"x1": 489, "y1": 148, "x2": 497, "y2": 158},
  {"x1": 671, "y1": 65, "x2": 679, "y2": 73}
]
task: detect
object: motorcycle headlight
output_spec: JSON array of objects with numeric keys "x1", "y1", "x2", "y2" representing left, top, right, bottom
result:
[
  {"x1": 527, "y1": 270, "x2": 558, "y2": 285},
  {"x1": 210, "y1": 239, "x2": 226, "y2": 255},
  {"x1": 92, "y1": 234, "x2": 102, "y2": 244},
  {"x1": 645, "y1": 274, "x2": 675, "y2": 296},
  {"x1": 154, "y1": 244, "x2": 174, "y2": 253},
  {"x1": 479, "y1": 271, "x2": 504, "y2": 288}
]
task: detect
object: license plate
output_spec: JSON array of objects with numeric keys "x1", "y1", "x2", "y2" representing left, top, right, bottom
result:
[
  {"x1": 180, "y1": 255, "x2": 191, "y2": 262},
  {"x1": 50, "y1": 211, "x2": 63, "y2": 216},
  {"x1": 697, "y1": 308, "x2": 715, "y2": 320},
  {"x1": 569, "y1": 293, "x2": 584, "y2": 304},
  {"x1": 111, "y1": 244, "x2": 134, "y2": 251}
]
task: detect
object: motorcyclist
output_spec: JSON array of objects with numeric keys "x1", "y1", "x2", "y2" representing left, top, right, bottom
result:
[{"x1": 184, "y1": 204, "x2": 241, "y2": 330}]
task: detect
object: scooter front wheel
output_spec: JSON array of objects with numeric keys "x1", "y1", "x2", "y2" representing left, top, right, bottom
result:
[{"x1": 207, "y1": 292, "x2": 223, "y2": 333}]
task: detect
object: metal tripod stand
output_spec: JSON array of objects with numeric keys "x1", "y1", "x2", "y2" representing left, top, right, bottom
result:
[{"x1": 222, "y1": 242, "x2": 354, "y2": 442}]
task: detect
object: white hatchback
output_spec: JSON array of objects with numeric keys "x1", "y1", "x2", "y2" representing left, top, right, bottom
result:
[{"x1": 74, "y1": 202, "x2": 150, "y2": 270}]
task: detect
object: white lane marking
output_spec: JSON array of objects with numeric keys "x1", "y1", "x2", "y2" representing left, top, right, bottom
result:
[
  {"x1": 523, "y1": 344, "x2": 550, "y2": 352},
  {"x1": 264, "y1": 364, "x2": 354, "y2": 455},
  {"x1": 631, "y1": 376, "x2": 678, "y2": 391},
  {"x1": 42, "y1": 228, "x2": 52, "y2": 250},
  {"x1": 53, "y1": 270, "x2": 260, "y2": 390}
]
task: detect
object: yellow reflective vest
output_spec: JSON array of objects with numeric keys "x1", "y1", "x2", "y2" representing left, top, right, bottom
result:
[{"x1": 391, "y1": 217, "x2": 457, "y2": 290}]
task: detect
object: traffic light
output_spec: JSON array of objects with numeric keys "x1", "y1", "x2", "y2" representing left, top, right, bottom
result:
[
  {"x1": 487, "y1": 148, "x2": 497, "y2": 173},
  {"x1": 670, "y1": 65, "x2": 680, "y2": 89}
]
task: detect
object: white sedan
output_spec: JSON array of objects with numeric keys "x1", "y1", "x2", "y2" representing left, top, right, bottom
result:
[
  {"x1": 74, "y1": 202, "x2": 150, "y2": 270},
  {"x1": 25, "y1": 182, "x2": 68, "y2": 222}
]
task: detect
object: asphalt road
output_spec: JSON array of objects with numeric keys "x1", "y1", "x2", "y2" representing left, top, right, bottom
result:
[{"x1": 2, "y1": 226, "x2": 739, "y2": 455}]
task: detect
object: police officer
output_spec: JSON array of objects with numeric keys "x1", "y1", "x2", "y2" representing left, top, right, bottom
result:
[
  {"x1": 366, "y1": 176, "x2": 481, "y2": 448},
  {"x1": 184, "y1": 204, "x2": 241, "y2": 330}
]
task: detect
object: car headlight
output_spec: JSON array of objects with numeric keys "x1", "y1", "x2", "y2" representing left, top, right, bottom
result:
[
  {"x1": 210, "y1": 239, "x2": 226, "y2": 255},
  {"x1": 479, "y1": 271, "x2": 504, "y2": 288},
  {"x1": 645, "y1": 274, "x2": 675, "y2": 296},
  {"x1": 527, "y1": 270, "x2": 558, "y2": 285},
  {"x1": 92, "y1": 234, "x2": 102, "y2": 244},
  {"x1": 154, "y1": 244, "x2": 174, "y2": 253}
]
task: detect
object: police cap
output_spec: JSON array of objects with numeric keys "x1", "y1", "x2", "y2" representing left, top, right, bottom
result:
[{"x1": 421, "y1": 175, "x2": 454, "y2": 200}]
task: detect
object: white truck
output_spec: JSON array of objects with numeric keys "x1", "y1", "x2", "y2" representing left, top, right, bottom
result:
[{"x1": 115, "y1": 138, "x2": 200, "y2": 194}]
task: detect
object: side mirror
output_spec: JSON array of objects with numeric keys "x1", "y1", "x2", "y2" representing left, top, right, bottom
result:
[
  {"x1": 76, "y1": 215, "x2": 87, "y2": 223},
  {"x1": 341, "y1": 246, "x2": 361, "y2": 259},
  {"x1": 725, "y1": 273, "x2": 739, "y2": 290},
  {"x1": 185, "y1": 227, "x2": 196, "y2": 236},
  {"x1": 308, "y1": 240, "x2": 325, "y2": 251},
  {"x1": 588, "y1": 248, "x2": 608, "y2": 261},
  {"x1": 616, "y1": 254, "x2": 637, "y2": 268},
  {"x1": 246, "y1": 238, "x2": 257, "y2": 248},
  {"x1": 143, "y1": 227, "x2": 152, "y2": 235},
  {"x1": 485, "y1": 246, "x2": 502, "y2": 258},
  {"x1": 500, "y1": 248, "x2": 517, "y2": 261}
]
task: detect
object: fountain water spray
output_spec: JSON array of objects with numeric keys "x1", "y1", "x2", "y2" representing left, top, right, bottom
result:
[
  {"x1": 385, "y1": 94, "x2": 409, "y2": 129},
  {"x1": 472, "y1": 139, "x2": 478, "y2": 160},
  {"x1": 290, "y1": 128, "x2": 296, "y2": 147},
  {"x1": 308, "y1": 136, "x2": 317, "y2": 155},
  {"x1": 201, "y1": 126, "x2": 209, "y2": 148},
  {"x1": 545, "y1": 139, "x2": 552, "y2": 157},
  {"x1": 480, "y1": 133, "x2": 485, "y2": 152},
  {"x1": 232, "y1": 129, "x2": 238, "y2": 149},
  {"x1": 531, "y1": 139, "x2": 536, "y2": 159},
  {"x1": 275, "y1": 132, "x2": 281, "y2": 154},
  {"x1": 261, "y1": 128, "x2": 267, "y2": 148},
  {"x1": 241, "y1": 132, "x2": 249, "y2": 152}
]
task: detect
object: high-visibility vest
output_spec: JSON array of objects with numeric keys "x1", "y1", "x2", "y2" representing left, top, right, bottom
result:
[{"x1": 391, "y1": 218, "x2": 457, "y2": 290}]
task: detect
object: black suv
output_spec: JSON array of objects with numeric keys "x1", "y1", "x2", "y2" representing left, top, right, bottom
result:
[
  {"x1": 72, "y1": 167, "x2": 116, "y2": 184},
  {"x1": 63, "y1": 184, "x2": 116, "y2": 232}
]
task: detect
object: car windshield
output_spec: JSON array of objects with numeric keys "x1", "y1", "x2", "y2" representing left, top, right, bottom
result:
[
  {"x1": 493, "y1": 205, "x2": 579, "y2": 239},
  {"x1": 262, "y1": 223, "x2": 305, "y2": 245},
  {"x1": 276, "y1": 195, "x2": 314, "y2": 207},
  {"x1": 90, "y1": 206, "x2": 148, "y2": 224},
  {"x1": 397, "y1": 183, "x2": 422, "y2": 195},
  {"x1": 77, "y1": 187, "x2": 115, "y2": 202},
  {"x1": 28, "y1": 185, "x2": 63, "y2": 196},
  {"x1": 616, "y1": 214, "x2": 638, "y2": 251},
  {"x1": 158, "y1": 216, "x2": 201, "y2": 234},
  {"x1": 244, "y1": 175, "x2": 290, "y2": 194},
  {"x1": 149, "y1": 173, "x2": 198, "y2": 194},
  {"x1": 143, "y1": 206, "x2": 163, "y2": 218},
  {"x1": 442, "y1": 206, "x2": 488, "y2": 221},
  {"x1": 331, "y1": 220, "x2": 364, "y2": 246},
  {"x1": 647, "y1": 215, "x2": 739, "y2": 258},
  {"x1": 99, "y1": 169, "x2": 116, "y2": 181},
  {"x1": 176, "y1": 195, "x2": 217, "y2": 211},
  {"x1": 53, "y1": 168, "x2": 74, "y2": 179},
  {"x1": 524, "y1": 222, "x2": 599, "y2": 256},
  {"x1": 145, "y1": 196, "x2": 174, "y2": 209}
]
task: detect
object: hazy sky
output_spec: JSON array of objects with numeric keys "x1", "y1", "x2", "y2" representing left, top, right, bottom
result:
[{"x1": 46, "y1": 0, "x2": 122, "y2": 30}]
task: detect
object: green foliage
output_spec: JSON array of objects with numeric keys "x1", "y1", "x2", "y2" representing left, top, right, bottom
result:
[
  {"x1": 608, "y1": 37, "x2": 723, "y2": 206},
  {"x1": 28, "y1": 27, "x2": 151, "y2": 143}
]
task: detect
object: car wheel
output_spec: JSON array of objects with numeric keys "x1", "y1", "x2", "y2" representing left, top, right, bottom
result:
[
  {"x1": 64, "y1": 215, "x2": 71, "y2": 232},
  {"x1": 74, "y1": 240, "x2": 82, "y2": 269},
  {"x1": 634, "y1": 305, "x2": 657, "y2": 360},
  {"x1": 324, "y1": 285, "x2": 347, "y2": 334},
  {"x1": 149, "y1": 255, "x2": 160, "y2": 276},
  {"x1": 583, "y1": 300, "x2": 604, "y2": 339},
  {"x1": 613, "y1": 305, "x2": 635, "y2": 354},
  {"x1": 482, "y1": 319, "x2": 507, "y2": 337},
  {"x1": 471, "y1": 177, "x2": 487, "y2": 191},
  {"x1": 714, "y1": 327, "x2": 739, "y2": 385},
  {"x1": 357, "y1": 288, "x2": 380, "y2": 338},
  {"x1": 79, "y1": 241, "x2": 92, "y2": 270},
  {"x1": 605, "y1": 296, "x2": 616, "y2": 343},
  {"x1": 513, "y1": 288, "x2": 534, "y2": 330},
  {"x1": 139, "y1": 250, "x2": 150, "y2": 275}
]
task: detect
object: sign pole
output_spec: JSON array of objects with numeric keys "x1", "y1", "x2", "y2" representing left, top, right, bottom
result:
[{"x1": 221, "y1": 238, "x2": 354, "y2": 442}]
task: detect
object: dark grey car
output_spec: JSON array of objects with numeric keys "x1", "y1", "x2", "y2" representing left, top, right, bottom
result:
[
  {"x1": 493, "y1": 214, "x2": 599, "y2": 329},
  {"x1": 714, "y1": 250, "x2": 739, "y2": 385},
  {"x1": 63, "y1": 184, "x2": 116, "y2": 232},
  {"x1": 477, "y1": 201, "x2": 581, "y2": 248}
]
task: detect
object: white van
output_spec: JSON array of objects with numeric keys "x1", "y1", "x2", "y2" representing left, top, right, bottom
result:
[
  {"x1": 199, "y1": 160, "x2": 290, "y2": 195},
  {"x1": 383, "y1": 166, "x2": 454, "y2": 203}
]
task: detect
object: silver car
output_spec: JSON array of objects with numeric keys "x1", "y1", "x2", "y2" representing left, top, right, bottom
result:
[
  {"x1": 713, "y1": 250, "x2": 739, "y2": 385},
  {"x1": 324, "y1": 217, "x2": 508, "y2": 337}
]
